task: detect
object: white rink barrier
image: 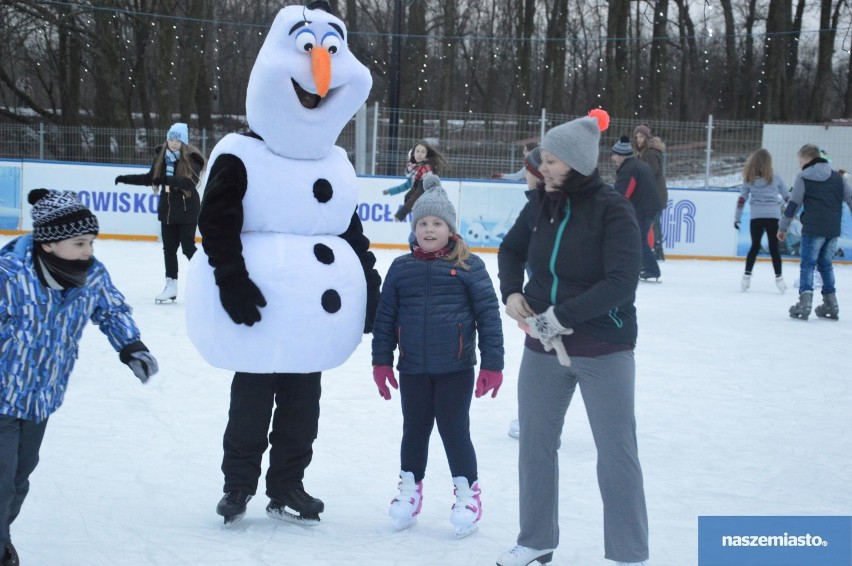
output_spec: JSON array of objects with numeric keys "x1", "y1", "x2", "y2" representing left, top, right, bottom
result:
[{"x1": 2, "y1": 158, "x2": 850, "y2": 261}]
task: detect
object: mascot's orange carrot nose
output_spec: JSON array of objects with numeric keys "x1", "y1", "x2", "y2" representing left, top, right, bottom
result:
[{"x1": 311, "y1": 46, "x2": 331, "y2": 98}]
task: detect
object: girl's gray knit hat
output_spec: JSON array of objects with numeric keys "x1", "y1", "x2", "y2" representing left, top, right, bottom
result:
[
  {"x1": 541, "y1": 109, "x2": 610, "y2": 176},
  {"x1": 411, "y1": 173, "x2": 457, "y2": 231}
]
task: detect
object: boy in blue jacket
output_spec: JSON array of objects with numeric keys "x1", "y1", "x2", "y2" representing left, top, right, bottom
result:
[
  {"x1": 372, "y1": 173, "x2": 504, "y2": 538},
  {"x1": 0, "y1": 189, "x2": 158, "y2": 566}
]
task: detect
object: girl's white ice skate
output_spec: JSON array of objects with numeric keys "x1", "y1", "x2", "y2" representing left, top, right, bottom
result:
[
  {"x1": 389, "y1": 471, "x2": 422, "y2": 531},
  {"x1": 450, "y1": 476, "x2": 481, "y2": 538}
]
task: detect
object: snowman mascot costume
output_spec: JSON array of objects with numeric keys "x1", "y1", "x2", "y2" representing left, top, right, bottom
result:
[{"x1": 185, "y1": 1, "x2": 380, "y2": 526}]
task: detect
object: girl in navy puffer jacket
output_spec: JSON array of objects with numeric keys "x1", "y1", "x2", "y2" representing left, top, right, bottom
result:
[{"x1": 371, "y1": 173, "x2": 503, "y2": 538}]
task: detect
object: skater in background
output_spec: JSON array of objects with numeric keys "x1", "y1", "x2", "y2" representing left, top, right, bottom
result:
[
  {"x1": 383, "y1": 140, "x2": 448, "y2": 222},
  {"x1": 611, "y1": 135, "x2": 662, "y2": 282},
  {"x1": 115, "y1": 122, "x2": 206, "y2": 303},
  {"x1": 497, "y1": 110, "x2": 649, "y2": 566},
  {"x1": 734, "y1": 148, "x2": 789, "y2": 293},
  {"x1": 507, "y1": 145, "x2": 546, "y2": 440},
  {"x1": 632, "y1": 123, "x2": 667, "y2": 261},
  {"x1": 372, "y1": 173, "x2": 504, "y2": 537},
  {"x1": 0, "y1": 190, "x2": 158, "y2": 566},
  {"x1": 779, "y1": 144, "x2": 852, "y2": 320},
  {"x1": 494, "y1": 141, "x2": 539, "y2": 181}
]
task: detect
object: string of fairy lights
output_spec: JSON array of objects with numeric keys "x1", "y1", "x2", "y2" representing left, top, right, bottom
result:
[{"x1": 21, "y1": 0, "x2": 852, "y2": 118}]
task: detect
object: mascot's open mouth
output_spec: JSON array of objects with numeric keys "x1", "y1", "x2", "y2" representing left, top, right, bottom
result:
[{"x1": 292, "y1": 79, "x2": 322, "y2": 109}]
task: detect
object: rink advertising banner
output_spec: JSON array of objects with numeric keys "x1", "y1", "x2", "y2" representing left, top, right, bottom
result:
[{"x1": 698, "y1": 516, "x2": 852, "y2": 566}]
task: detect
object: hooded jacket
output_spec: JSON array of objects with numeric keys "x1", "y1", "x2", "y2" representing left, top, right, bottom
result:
[
  {"x1": 498, "y1": 172, "x2": 641, "y2": 348},
  {"x1": 119, "y1": 144, "x2": 205, "y2": 225},
  {"x1": 635, "y1": 136, "x2": 668, "y2": 209},
  {"x1": 779, "y1": 159, "x2": 852, "y2": 238},
  {"x1": 0, "y1": 235, "x2": 141, "y2": 422}
]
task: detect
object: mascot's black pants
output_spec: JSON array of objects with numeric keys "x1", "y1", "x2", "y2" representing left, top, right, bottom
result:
[{"x1": 221, "y1": 371, "x2": 321, "y2": 501}]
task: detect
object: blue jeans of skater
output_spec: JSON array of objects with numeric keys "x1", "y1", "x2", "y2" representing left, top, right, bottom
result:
[
  {"x1": 0, "y1": 415, "x2": 49, "y2": 546},
  {"x1": 638, "y1": 214, "x2": 660, "y2": 277},
  {"x1": 398, "y1": 368, "x2": 477, "y2": 483},
  {"x1": 798, "y1": 234, "x2": 837, "y2": 294}
]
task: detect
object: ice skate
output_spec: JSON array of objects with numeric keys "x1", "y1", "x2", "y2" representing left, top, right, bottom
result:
[
  {"x1": 496, "y1": 545, "x2": 555, "y2": 566},
  {"x1": 389, "y1": 471, "x2": 423, "y2": 531},
  {"x1": 741, "y1": 274, "x2": 751, "y2": 292},
  {"x1": 789, "y1": 291, "x2": 813, "y2": 320},
  {"x1": 1, "y1": 542, "x2": 19, "y2": 566},
  {"x1": 815, "y1": 293, "x2": 839, "y2": 320},
  {"x1": 639, "y1": 270, "x2": 661, "y2": 283},
  {"x1": 216, "y1": 490, "x2": 252, "y2": 526},
  {"x1": 508, "y1": 419, "x2": 520, "y2": 439},
  {"x1": 775, "y1": 275, "x2": 786, "y2": 294},
  {"x1": 155, "y1": 277, "x2": 177, "y2": 304},
  {"x1": 266, "y1": 487, "x2": 324, "y2": 526},
  {"x1": 450, "y1": 476, "x2": 482, "y2": 538}
]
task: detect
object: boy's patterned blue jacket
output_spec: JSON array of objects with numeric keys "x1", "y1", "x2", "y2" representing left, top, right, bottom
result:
[{"x1": 0, "y1": 235, "x2": 141, "y2": 423}]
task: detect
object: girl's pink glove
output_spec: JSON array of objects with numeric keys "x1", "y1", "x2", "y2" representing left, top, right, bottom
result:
[
  {"x1": 475, "y1": 369, "x2": 503, "y2": 399},
  {"x1": 373, "y1": 365, "x2": 398, "y2": 400}
]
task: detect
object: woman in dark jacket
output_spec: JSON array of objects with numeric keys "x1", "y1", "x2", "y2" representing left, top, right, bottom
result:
[
  {"x1": 496, "y1": 110, "x2": 649, "y2": 566},
  {"x1": 633, "y1": 123, "x2": 668, "y2": 261},
  {"x1": 116, "y1": 122, "x2": 206, "y2": 302}
]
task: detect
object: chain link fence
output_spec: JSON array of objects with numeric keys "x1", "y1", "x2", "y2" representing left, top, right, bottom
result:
[{"x1": 0, "y1": 109, "x2": 771, "y2": 188}]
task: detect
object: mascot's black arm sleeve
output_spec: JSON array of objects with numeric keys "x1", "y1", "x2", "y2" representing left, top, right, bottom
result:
[
  {"x1": 339, "y1": 211, "x2": 382, "y2": 333},
  {"x1": 197, "y1": 153, "x2": 249, "y2": 283}
]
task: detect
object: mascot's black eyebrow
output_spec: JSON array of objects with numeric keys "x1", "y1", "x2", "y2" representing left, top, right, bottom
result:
[{"x1": 288, "y1": 20, "x2": 345, "y2": 40}]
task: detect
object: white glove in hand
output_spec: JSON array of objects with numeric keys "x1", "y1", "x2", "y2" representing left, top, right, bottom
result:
[
  {"x1": 526, "y1": 307, "x2": 573, "y2": 367},
  {"x1": 127, "y1": 351, "x2": 159, "y2": 383},
  {"x1": 526, "y1": 306, "x2": 569, "y2": 343}
]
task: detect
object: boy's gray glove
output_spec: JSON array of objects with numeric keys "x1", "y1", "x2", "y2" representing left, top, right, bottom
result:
[
  {"x1": 526, "y1": 306, "x2": 574, "y2": 367},
  {"x1": 127, "y1": 351, "x2": 159, "y2": 383},
  {"x1": 119, "y1": 342, "x2": 158, "y2": 383}
]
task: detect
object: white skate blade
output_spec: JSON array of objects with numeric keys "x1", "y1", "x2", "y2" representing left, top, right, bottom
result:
[
  {"x1": 154, "y1": 298, "x2": 176, "y2": 304},
  {"x1": 454, "y1": 523, "x2": 479, "y2": 538},
  {"x1": 266, "y1": 506, "x2": 320, "y2": 527},
  {"x1": 392, "y1": 515, "x2": 417, "y2": 531}
]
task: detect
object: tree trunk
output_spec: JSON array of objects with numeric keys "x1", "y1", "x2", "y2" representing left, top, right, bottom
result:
[
  {"x1": 807, "y1": 0, "x2": 837, "y2": 121},
  {"x1": 762, "y1": 0, "x2": 792, "y2": 121},
  {"x1": 543, "y1": 0, "x2": 568, "y2": 114},
  {"x1": 605, "y1": 0, "x2": 630, "y2": 117},
  {"x1": 649, "y1": 0, "x2": 669, "y2": 117},
  {"x1": 719, "y1": 0, "x2": 738, "y2": 117}
]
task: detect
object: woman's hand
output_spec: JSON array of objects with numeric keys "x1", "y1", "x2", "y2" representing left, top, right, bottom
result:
[{"x1": 505, "y1": 293, "x2": 535, "y2": 324}]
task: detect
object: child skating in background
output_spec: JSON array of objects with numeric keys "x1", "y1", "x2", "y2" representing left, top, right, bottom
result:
[
  {"x1": 779, "y1": 144, "x2": 852, "y2": 320},
  {"x1": 115, "y1": 122, "x2": 206, "y2": 303},
  {"x1": 371, "y1": 173, "x2": 504, "y2": 537},
  {"x1": 383, "y1": 141, "x2": 448, "y2": 222},
  {"x1": 734, "y1": 148, "x2": 789, "y2": 293},
  {"x1": 0, "y1": 190, "x2": 158, "y2": 566}
]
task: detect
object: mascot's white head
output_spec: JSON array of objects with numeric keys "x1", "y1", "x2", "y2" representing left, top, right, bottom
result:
[{"x1": 246, "y1": 2, "x2": 372, "y2": 159}]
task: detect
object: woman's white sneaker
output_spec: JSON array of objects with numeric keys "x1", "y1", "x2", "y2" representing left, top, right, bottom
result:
[{"x1": 496, "y1": 545, "x2": 555, "y2": 566}]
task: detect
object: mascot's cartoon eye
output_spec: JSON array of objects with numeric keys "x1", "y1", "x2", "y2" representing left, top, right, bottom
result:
[
  {"x1": 321, "y1": 33, "x2": 341, "y2": 54},
  {"x1": 295, "y1": 29, "x2": 317, "y2": 52}
]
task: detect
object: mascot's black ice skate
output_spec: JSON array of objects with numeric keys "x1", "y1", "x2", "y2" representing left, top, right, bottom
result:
[
  {"x1": 216, "y1": 491, "x2": 252, "y2": 526},
  {"x1": 266, "y1": 487, "x2": 324, "y2": 526}
]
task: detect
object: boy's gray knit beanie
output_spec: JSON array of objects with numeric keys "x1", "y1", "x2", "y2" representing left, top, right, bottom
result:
[
  {"x1": 411, "y1": 173, "x2": 457, "y2": 231},
  {"x1": 541, "y1": 115, "x2": 602, "y2": 176}
]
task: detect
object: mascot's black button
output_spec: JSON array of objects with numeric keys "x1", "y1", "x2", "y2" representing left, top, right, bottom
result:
[
  {"x1": 321, "y1": 289, "x2": 341, "y2": 313},
  {"x1": 313, "y1": 179, "x2": 333, "y2": 203},
  {"x1": 314, "y1": 243, "x2": 335, "y2": 264}
]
